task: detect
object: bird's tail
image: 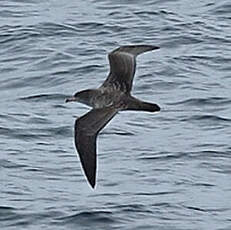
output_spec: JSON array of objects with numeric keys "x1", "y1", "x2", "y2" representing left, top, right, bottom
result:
[{"x1": 125, "y1": 96, "x2": 160, "y2": 112}]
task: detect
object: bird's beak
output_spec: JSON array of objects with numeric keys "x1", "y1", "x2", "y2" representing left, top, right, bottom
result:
[{"x1": 65, "y1": 96, "x2": 77, "y2": 103}]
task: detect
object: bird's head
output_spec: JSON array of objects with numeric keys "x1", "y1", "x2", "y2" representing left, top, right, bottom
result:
[
  {"x1": 65, "y1": 89, "x2": 96, "y2": 104},
  {"x1": 65, "y1": 92, "x2": 80, "y2": 103}
]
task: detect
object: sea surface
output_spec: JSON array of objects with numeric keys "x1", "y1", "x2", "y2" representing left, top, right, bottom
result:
[{"x1": 1, "y1": 0, "x2": 231, "y2": 229}]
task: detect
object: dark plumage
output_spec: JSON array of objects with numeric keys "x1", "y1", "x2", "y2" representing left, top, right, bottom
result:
[{"x1": 66, "y1": 45, "x2": 160, "y2": 188}]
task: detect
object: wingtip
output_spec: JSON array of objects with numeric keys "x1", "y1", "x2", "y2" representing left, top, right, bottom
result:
[
  {"x1": 85, "y1": 169, "x2": 96, "y2": 189},
  {"x1": 112, "y1": 45, "x2": 160, "y2": 56},
  {"x1": 83, "y1": 168, "x2": 96, "y2": 189},
  {"x1": 151, "y1": 45, "x2": 160, "y2": 50},
  {"x1": 89, "y1": 179, "x2": 96, "y2": 189}
]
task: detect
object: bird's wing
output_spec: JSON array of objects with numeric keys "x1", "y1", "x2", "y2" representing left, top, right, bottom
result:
[
  {"x1": 101, "y1": 45, "x2": 159, "y2": 93},
  {"x1": 74, "y1": 107, "x2": 118, "y2": 188}
]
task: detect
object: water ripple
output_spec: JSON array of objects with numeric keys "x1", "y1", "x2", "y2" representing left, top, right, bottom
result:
[
  {"x1": 1, "y1": 0, "x2": 231, "y2": 229},
  {"x1": 57, "y1": 210, "x2": 117, "y2": 227},
  {"x1": 20, "y1": 93, "x2": 67, "y2": 102},
  {"x1": 168, "y1": 97, "x2": 231, "y2": 106}
]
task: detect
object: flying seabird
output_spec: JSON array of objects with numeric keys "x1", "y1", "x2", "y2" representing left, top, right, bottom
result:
[{"x1": 66, "y1": 45, "x2": 160, "y2": 188}]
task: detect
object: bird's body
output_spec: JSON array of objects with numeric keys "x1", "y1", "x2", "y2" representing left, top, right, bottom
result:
[
  {"x1": 73, "y1": 88, "x2": 126, "y2": 109},
  {"x1": 66, "y1": 45, "x2": 160, "y2": 188}
]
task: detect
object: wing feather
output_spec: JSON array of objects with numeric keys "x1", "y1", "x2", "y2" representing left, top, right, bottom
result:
[
  {"x1": 74, "y1": 107, "x2": 118, "y2": 188},
  {"x1": 102, "y1": 45, "x2": 159, "y2": 92}
]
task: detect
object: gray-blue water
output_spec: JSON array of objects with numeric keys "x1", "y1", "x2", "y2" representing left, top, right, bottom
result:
[{"x1": 1, "y1": 0, "x2": 231, "y2": 229}]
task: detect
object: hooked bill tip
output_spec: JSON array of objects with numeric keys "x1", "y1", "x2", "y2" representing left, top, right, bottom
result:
[
  {"x1": 65, "y1": 96, "x2": 76, "y2": 103},
  {"x1": 152, "y1": 45, "x2": 160, "y2": 50}
]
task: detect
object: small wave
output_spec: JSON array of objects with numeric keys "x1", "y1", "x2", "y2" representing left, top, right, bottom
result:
[
  {"x1": 0, "y1": 25, "x2": 40, "y2": 45},
  {"x1": 20, "y1": 93, "x2": 67, "y2": 102},
  {"x1": 0, "y1": 125, "x2": 71, "y2": 141},
  {"x1": 161, "y1": 34, "x2": 203, "y2": 48},
  {"x1": 168, "y1": 97, "x2": 231, "y2": 106},
  {"x1": 69, "y1": 64, "x2": 104, "y2": 75},
  {"x1": 181, "y1": 114, "x2": 231, "y2": 123},
  {"x1": 193, "y1": 182, "x2": 215, "y2": 187},
  {"x1": 0, "y1": 206, "x2": 18, "y2": 221},
  {"x1": 102, "y1": 127, "x2": 135, "y2": 136},
  {"x1": 57, "y1": 210, "x2": 116, "y2": 226},
  {"x1": 183, "y1": 205, "x2": 229, "y2": 213},
  {"x1": 0, "y1": 206, "x2": 28, "y2": 227},
  {"x1": 138, "y1": 151, "x2": 186, "y2": 161},
  {"x1": 134, "y1": 190, "x2": 179, "y2": 197},
  {"x1": 209, "y1": 2, "x2": 231, "y2": 15},
  {"x1": 0, "y1": 159, "x2": 27, "y2": 169},
  {"x1": 114, "y1": 203, "x2": 152, "y2": 214},
  {"x1": 27, "y1": 117, "x2": 50, "y2": 124}
]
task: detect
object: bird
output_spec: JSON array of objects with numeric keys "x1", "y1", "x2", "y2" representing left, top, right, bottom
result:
[{"x1": 66, "y1": 45, "x2": 160, "y2": 188}]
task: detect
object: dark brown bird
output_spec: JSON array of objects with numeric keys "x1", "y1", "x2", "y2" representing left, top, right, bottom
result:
[{"x1": 66, "y1": 45, "x2": 160, "y2": 188}]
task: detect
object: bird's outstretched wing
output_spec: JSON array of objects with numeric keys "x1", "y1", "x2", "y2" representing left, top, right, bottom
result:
[
  {"x1": 74, "y1": 107, "x2": 118, "y2": 188},
  {"x1": 101, "y1": 45, "x2": 159, "y2": 93}
]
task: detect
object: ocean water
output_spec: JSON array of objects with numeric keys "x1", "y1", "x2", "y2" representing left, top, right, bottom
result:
[{"x1": 1, "y1": 0, "x2": 231, "y2": 229}]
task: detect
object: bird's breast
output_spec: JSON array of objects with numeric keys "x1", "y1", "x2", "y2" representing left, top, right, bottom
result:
[{"x1": 92, "y1": 90, "x2": 125, "y2": 109}]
